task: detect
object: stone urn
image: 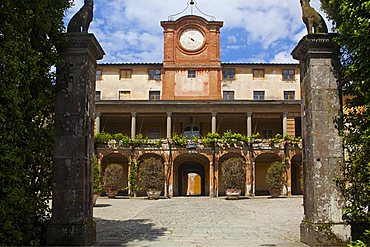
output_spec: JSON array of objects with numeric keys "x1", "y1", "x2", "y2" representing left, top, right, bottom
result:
[
  {"x1": 146, "y1": 189, "x2": 161, "y2": 200},
  {"x1": 106, "y1": 189, "x2": 118, "y2": 198},
  {"x1": 225, "y1": 188, "x2": 241, "y2": 200},
  {"x1": 269, "y1": 188, "x2": 281, "y2": 198}
]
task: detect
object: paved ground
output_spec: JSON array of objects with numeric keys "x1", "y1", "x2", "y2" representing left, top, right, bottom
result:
[{"x1": 93, "y1": 196, "x2": 307, "y2": 247}]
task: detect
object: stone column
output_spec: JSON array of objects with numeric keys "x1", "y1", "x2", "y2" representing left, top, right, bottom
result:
[
  {"x1": 211, "y1": 112, "x2": 217, "y2": 133},
  {"x1": 292, "y1": 34, "x2": 350, "y2": 246},
  {"x1": 247, "y1": 112, "x2": 252, "y2": 136},
  {"x1": 131, "y1": 112, "x2": 136, "y2": 139},
  {"x1": 209, "y1": 160, "x2": 215, "y2": 197},
  {"x1": 282, "y1": 112, "x2": 288, "y2": 136},
  {"x1": 167, "y1": 112, "x2": 172, "y2": 139},
  {"x1": 47, "y1": 33, "x2": 104, "y2": 246},
  {"x1": 95, "y1": 112, "x2": 101, "y2": 134},
  {"x1": 245, "y1": 156, "x2": 251, "y2": 197}
]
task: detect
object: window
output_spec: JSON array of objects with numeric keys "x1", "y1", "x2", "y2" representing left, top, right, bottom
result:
[
  {"x1": 262, "y1": 129, "x2": 273, "y2": 139},
  {"x1": 284, "y1": 91, "x2": 295, "y2": 101},
  {"x1": 120, "y1": 69, "x2": 132, "y2": 79},
  {"x1": 283, "y1": 69, "x2": 295, "y2": 81},
  {"x1": 184, "y1": 126, "x2": 200, "y2": 139},
  {"x1": 95, "y1": 91, "x2": 101, "y2": 101},
  {"x1": 253, "y1": 91, "x2": 265, "y2": 101},
  {"x1": 223, "y1": 91, "x2": 235, "y2": 100},
  {"x1": 119, "y1": 91, "x2": 131, "y2": 100},
  {"x1": 148, "y1": 129, "x2": 160, "y2": 139},
  {"x1": 96, "y1": 70, "x2": 102, "y2": 80},
  {"x1": 149, "y1": 91, "x2": 160, "y2": 100},
  {"x1": 222, "y1": 69, "x2": 235, "y2": 80},
  {"x1": 253, "y1": 69, "x2": 264, "y2": 79},
  {"x1": 188, "y1": 70, "x2": 196, "y2": 78},
  {"x1": 148, "y1": 69, "x2": 161, "y2": 80}
]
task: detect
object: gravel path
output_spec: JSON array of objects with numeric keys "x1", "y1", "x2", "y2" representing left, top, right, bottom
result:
[{"x1": 94, "y1": 196, "x2": 307, "y2": 247}]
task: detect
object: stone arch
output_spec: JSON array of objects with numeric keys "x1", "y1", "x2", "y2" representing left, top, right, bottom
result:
[
  {"x1": 138, "y1": 153, "x2": 165, "y2": 163},
  {"x1": 173, "y1": 153, "x2": 210, "y2": 196},
  {"x1": 255, "y1": 153, "x2": 282, "y2": 196},
  {"x1": 101, "y1": 153, "x2": 129, "y2": 195},
  {"x1": 218, "y1": 153, "x2": 246, "y2": 196},
  {"x1": 291, "y1": 154, "x2": 303, "y2": 195}
]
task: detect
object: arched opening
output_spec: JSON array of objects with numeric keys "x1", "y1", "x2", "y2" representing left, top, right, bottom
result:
[
  {"x1": 218, "y1": 153, "x2": 246, "y2": 196},
  {"x1": 187, "y1": 173, "x2": 202, "y2": 196},
  {"x1": 173, "y1": 154, "x2": 210, "y2": 196},
  {"x1": 101, "y1": 153, "x2": 129, "y2": 196},
  {"x1": 255, "y1": 153, "x2": 282, "y2": 196},
  {"x1": 291, "y1": 154, "x2": 303, "y2": 195}
]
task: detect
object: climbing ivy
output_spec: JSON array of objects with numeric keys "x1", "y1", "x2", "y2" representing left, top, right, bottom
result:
[{"x1": 0, "y1": 0, "x2": 70, "y2": 245}]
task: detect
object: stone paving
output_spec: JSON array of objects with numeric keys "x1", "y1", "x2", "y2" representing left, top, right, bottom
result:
[{"x1": 94, "y1": 196, "x2": 308, "y2": 247}]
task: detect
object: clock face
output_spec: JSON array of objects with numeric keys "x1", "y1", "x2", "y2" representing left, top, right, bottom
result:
[{"x1": 179, "y1": 28, "x2": 205, "y2": 51}]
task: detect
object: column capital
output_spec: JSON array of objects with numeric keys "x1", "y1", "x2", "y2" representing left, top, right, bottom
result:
[
  {"x1": 246, "y1": 112, "x2": 253, "y2": 117},
  {"x1": 95, "y1": 112, "x2": 101, "y2": 118},
  {"x1": 211, "y1": 112, "x2": 217, "y2": 117},
  {"x1": 167, "y1": 112, "x2": 172, "y2": 117},
  {"x1": 131, "y1": 112, "x2": 137, "y2": 117}
]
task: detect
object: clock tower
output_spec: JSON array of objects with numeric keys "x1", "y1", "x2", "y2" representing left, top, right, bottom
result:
[{"x1": 160, "y1": 15, "x2": 223, "y2": 100}]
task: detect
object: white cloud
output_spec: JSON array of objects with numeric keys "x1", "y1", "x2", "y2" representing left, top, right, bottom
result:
[{"x1": 65, "y1": 0, "x2": 329, "y2": 63}]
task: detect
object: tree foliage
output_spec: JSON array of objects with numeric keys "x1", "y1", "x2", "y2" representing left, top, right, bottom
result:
[
  {"x1": 321, "y1": 0, "x2": 370, "y2": 239},
  {"x1": 0, "y1": 0, "x2": 70, "y2": 245}
]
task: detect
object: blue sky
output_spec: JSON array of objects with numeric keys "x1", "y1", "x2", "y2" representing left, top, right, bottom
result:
[{"x1": 65, "y1": 0, "x2": 330, "y2": 64}]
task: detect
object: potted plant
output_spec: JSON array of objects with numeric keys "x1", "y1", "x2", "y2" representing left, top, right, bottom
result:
[
  {"x1": 138, "y1": 157, "x2": 164, "y2": 199},
  {"x1": 221, "y1": 157, "x2": 246, "y2": 200},
  {"x1": 102, "y1": 163, "x2": 125, "y2": 198},
  {"x1": 93, "y1": 156, "x2": 102, "y2": 206},
  {"x1": 269, "y1": 133, "x2": 283, "y2": 149},
  {"x1": 265, "y1": 161, "x2": 287, "y2": 198}
]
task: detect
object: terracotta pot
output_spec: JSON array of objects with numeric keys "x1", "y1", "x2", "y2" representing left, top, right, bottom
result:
[
  {"x1": 269, "y1": 188, "x2": 281, "y2": 198},
  {"x1": 146, "y1": 189, "x2": 161, "y2": 200},
  {"x1": 93, "y1": 193, "x2": 99, "y2": 206},
  {"x1": 225, "y1": 188, "x2": 241, "y2": 200},
  {"x1": 106, "y1": 189, "x2": 118, "y2": 198}
]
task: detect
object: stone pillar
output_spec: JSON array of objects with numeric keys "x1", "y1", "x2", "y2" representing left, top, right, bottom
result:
[
  {"x1": 245, "y1": 156, "x2": 251, "y2": 197},
  {"x1": 209, "y1": 160, "x2": 215, "y2": 197},
  {"x1": 247, "y1": 112, "x2": 252, "y2": 136},
  {"x1": 282, "y1": 112, "x2": 288, "y2": 136},
  {"x1": 292, "y1": 34, "x2": 350, "y2": 246},
  {"x1": 211, "y1": 112, "x2": 217, "y2": 133},
  {"x1": 131, "y1": 112, "x2": 136, "y2": 139},
  {"x1": 95, "y1": 112, "x2": 101, "y2": 134},
  {"x1": 47, "y1": 33, "x2": 104, "y2": 246},
  {"x1": 167, "y1": 112, "x2": 172, "y2": 139}
]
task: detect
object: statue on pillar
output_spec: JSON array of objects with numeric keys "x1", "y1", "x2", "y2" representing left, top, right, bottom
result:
[
  {"x1": 300, "y1": 0, "x2": 328, "y2": 34},
  {"x1": 67, "y1": 0, "x2": 94, "y2": 33}
]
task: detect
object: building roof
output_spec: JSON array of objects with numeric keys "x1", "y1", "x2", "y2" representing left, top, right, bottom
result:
[{"x1": 98, "y1": 62, "x2": 299, "y2": 66}]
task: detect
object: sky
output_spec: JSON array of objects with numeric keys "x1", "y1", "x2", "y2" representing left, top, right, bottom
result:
[{"x1": 64, "y1": 0, "x2": 331, "y2": 64}]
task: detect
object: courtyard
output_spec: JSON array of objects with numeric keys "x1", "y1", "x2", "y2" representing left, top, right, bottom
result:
[{"x1": 94, "y1": 196, "x2": 307, "y2": 246}]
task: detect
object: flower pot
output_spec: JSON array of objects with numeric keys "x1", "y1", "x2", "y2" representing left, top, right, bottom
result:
[
  {"x1": 225, "y1": 188, "x2": 241, "y2": 200},
  {"x1": 93, "y1": 193, "x2": 99, "y2": 206},
  {"x1": 106, "y1": 189, "x2": 118, "y2": 198},
  {"x1": 147, "y1": 189, "x2": 161, "y2": 200},
  {"x1": 269, "y1": 188, "x2": 281, "y2": 198}
]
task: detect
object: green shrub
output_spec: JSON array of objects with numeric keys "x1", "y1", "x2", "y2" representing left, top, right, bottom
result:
[
  {"x1": 94, "y1": 132, "x2": 112, "y2": 144},
  {"x1": 172, "y1": 133, "x2": 187, "y2": 147},
  {"x1": 102, "y1": 164, "x2": 125, "y2": 192},
  {"x1": 265, "y1": 161, "x2": 287, "y2": 190},
  {"x1": 139, "y1": 158, "x2": 164, "y2": 191},
  {"x1": 221, "y1": 157, "x2": 246, "y2": 190}
]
